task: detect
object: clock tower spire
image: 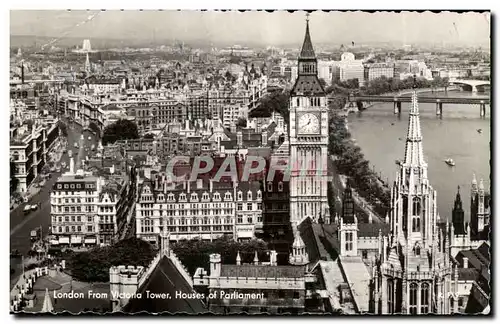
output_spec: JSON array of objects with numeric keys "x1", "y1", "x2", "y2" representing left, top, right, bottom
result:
[{"x1": 289, "y1": 14, "x2": 329, "y2": 228}]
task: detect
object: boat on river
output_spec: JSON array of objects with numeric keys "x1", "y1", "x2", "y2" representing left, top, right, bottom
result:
[{"x1": 445, "y1": 158, "x2": 455, "y2": 166}]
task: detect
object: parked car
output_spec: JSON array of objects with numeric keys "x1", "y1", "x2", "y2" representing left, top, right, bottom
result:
[{"x1": 23, "y1": 205, "x2": 31, "y2": 214}]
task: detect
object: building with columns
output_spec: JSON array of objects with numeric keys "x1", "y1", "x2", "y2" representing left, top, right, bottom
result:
[{"x1": 288, "y1": 17, "x2": 330, "y2": 228}]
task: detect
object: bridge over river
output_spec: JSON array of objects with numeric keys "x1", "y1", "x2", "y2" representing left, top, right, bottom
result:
[{"x1": 347, "y1": 93, "x2": 490, "y2": 117}]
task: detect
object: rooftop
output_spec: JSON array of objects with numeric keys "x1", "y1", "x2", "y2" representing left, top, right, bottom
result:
[{"x1": 123, "y1": 256, "x2": 207, "y2": 314}]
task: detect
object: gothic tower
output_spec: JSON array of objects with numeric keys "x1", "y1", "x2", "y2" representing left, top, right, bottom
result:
[
  {"x1": 452, "y1": 186, "x2": 466, "y2": 235},
  {"x1": 470, "y1": 174, "x2": 489, "y2": 237},
  {"x1": 375, "y1": 82, "x2": 453, "y2": 314},
  {"x1": 289, "y1": 14, "x2": 329, "y2": 228},
  {"x1": 339, "y1": 183, "x2": 358, "y2": 257}
]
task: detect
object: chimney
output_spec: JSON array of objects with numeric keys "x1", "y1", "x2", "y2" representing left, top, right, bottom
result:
[
  {"x1": 196, "y1": 178, "x2": 203, "y2": 189},
  {"x1": 270, "y1": 250, "x2": 277, "y2": 266},
  {"x1": 368, "y1": 212, "x2": 373, "y2": 224},
  {"x1": 69, "y1": 157, "x2": 75, "y2": 174},
  {"x1": 237, "y1": 131, "x2": 243, "y2": 148},
  {"x1": 463, "y1": 257, "x2": 468, "y2": 269},
  {"x1": 187, "y1": 180, "x2": 191, "y2": 193},
  {"x1": 253, "y1": 251, "x2": 259, "y2": 265},
  {"x1": 209, "y1": 179, "x2": 213, "y2": 193},
  {"x1": 21, "y1": 64, "x2": 25, "y2": 84},
  {"x1": 262, "y1": 131, "x2": 268, "y2": 146}
]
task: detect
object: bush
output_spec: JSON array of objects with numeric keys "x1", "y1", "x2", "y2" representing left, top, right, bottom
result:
[{"x1": 66, "y1": 237, "x2": 157, "y2": 282}]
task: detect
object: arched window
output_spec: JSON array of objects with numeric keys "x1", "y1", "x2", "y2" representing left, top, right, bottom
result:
[
  {"x1": 409, "y1": 283, "x2": 418, "y2": 314},
  {"x1": 413, "y1": 198, "x2": 421, "y2": 215},
  {"x1": 421, "y1": 283, "x2": 430, "y2": 314},
  {"x1": 412, "y1": 198, "x2": 421, "y2": 232},
  {"x1": 387, "y1": 279, "x2": 395, "y2": 314}
]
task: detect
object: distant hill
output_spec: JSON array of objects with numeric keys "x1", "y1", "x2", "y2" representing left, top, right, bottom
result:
[
  {"x1": 10, "y1": 34, "x2": 152, "y2": 49},
  {"x1": 10, "y1": 34, "x2": 272, "y2": 51}
]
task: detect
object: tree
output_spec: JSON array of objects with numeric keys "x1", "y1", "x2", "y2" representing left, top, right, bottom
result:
[
  {"x1": 58, "y1": 122, "x2": 68, "y2": 137},
  {"x1": 10, "y1": 160, "x2": 19, "y2": 195},
  {"x1": 41, "y1": 164, "x2": 51, "y2": 175},
  {"x1": 102, "y1": 119, "x2": 139, "y2": 146},
  {"x1": 236, "y1": 118, "x2": 247, "y2": 128},
  {"x1": 66, "y1": 237, "x2": 157, "y2": 282},
  {"x1": 249, "y1": 90, "x2": 291, "y2": 126},
  {"x1": 328, "y1": 112, "x2": 391, "y2": 217},
  {"x1": 88, "y1": 121, "x2": 101, "y2": 137}
]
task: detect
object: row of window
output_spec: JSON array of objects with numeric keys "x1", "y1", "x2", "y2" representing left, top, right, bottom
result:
[
  {"x1": 52, "y1": 191, "x2": 97, "y2": 196},
  {"x1": 140, "y1": 225, "x2": 233, "y2": 233},
  {"x1": 140, "y1": 208, "x2": 253, "y2": 217},
  {"x1": 52, "y1": 197, "x2": 96, "y2": 204},
  {"x1": 56, "y1": 183, "x2": 96, "y2": 190},
  {"x1": 386, "y1": 281, "x2": 430, "y2": 314},
  {"x1": 52, "y1": 215, "x2": 116, "y2": 224},
  {"x1": 140, "y1": 214, "x2": 262, "y2": 227},
  {"x1": 141, "y1": 191, "x2": 255, "y2": 203},
  {"x1": 52, "y1": 215, "x2": 94, "y2": 223},
  {"x1": 52, "y1": 225, "x2": 94, "y2": 233}
]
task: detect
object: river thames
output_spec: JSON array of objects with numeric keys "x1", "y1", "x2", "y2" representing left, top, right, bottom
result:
[{"x1": 348, "y1": 91, "x2": 491, "y2": 222}]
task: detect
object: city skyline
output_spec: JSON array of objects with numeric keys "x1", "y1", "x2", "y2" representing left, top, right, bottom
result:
[
  {"x1": 9, "y1": 9, "x2": 491, "y2": 316},
  {"x1": 10, "y1": 10, "x2": 490, "y2": 47}
]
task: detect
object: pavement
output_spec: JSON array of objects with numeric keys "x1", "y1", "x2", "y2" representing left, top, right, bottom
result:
[{"x1": 10, "y1": 118, "x2": 100, "y2": 288}]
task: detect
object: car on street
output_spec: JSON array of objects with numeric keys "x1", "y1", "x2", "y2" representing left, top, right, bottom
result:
[{"x1": 23, "y1": 204, "x2": 39, "y2": 214}]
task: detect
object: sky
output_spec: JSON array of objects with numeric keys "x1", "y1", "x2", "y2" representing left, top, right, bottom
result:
[{"x1": 10, "y1": 10, "x2": 491, "y2": 46}]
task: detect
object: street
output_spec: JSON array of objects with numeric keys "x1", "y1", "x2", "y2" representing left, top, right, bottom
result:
[{"x1": 10, "y1": 119, "x2": 99, "y2": 285}]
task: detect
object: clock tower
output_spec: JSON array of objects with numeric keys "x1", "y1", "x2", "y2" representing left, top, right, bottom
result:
[{"x1": 289, "y1": 15, "x2": 329, "y2": 228}]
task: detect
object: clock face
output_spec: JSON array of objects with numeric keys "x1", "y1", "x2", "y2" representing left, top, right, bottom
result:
[{"x1": 298, "y1": 113, "x2": 320, "y2": 134}]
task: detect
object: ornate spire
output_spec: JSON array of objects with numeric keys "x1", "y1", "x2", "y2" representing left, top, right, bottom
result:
[
  {"x1": 403, "y1": 77, "x2": 425, "y2": 167},
  {"x1": 292, "y1": 229, "x2": 305, "y2": 249},
  {"x1": 471, "y1": 173, "x2": 478, "y2": 195},
  {"x1": 452, "y1": 185, "x2": 463, "y2": 214},
  {"x1": 41, "y1": 288, "x2": 54, "y2": 313},
  {"x1": 290, "y1": 230, "x2": 309, "y2": 265},
  {"x1": 299, "y1": 13, "x2": 316, "y2": 60}
]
